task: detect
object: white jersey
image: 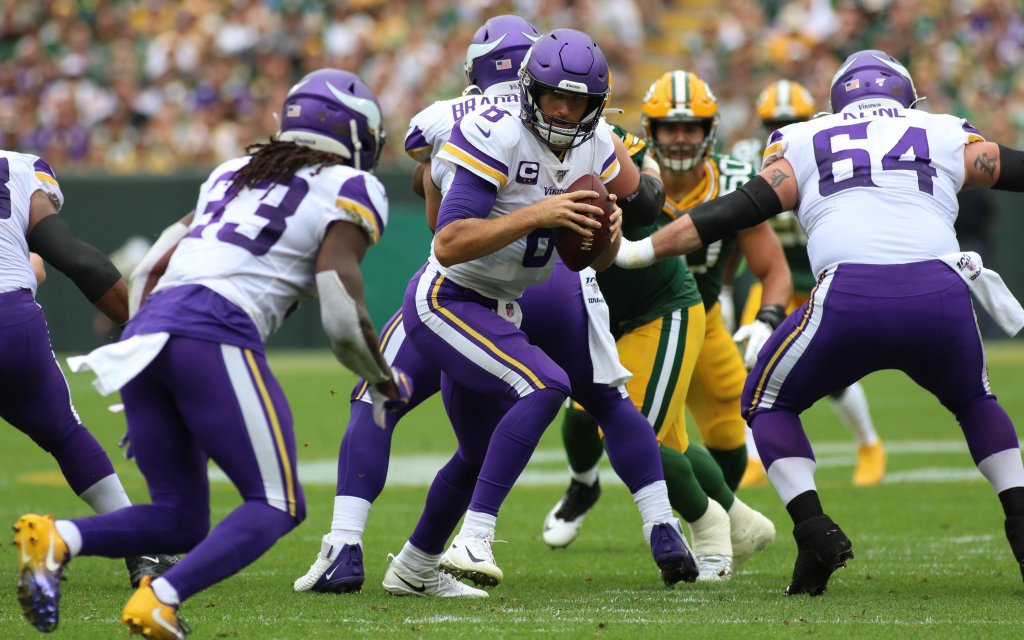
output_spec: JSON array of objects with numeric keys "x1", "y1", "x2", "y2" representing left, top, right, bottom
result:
[
  {"x1": 0, "y1": 151, "x2": 64, "y2": 295},
  {"x1": 404, "y1": 80, "x2": 521, "y2": 163},
  {"x1": 433, "y1": 108, "x2": 620, "y2": 300},
  {"x1": 763, "y1": 97, "x2": 982, "y2": 275},
  {"x1": 154, "y1": 157, "x2": 388, "y2": 342}
]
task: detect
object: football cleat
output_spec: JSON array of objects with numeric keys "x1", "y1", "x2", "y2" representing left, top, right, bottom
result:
[
  {"x1": 122, "y1": 575, "x2": 190, "y2": 639},
  {"x1": 1004, "y1": 515, "x2": 1024, "y2": 582},
  {"x1": 293, "y1": 536, "x2": 364, "y2": 593},
  {"x1": 785, "y1": 514, "x2": 854, "y2": 596},
  {"x1": 441, "y1": 527, "x2": 503, "y2": 587},
  {"x1": 689, "y1": 500, "x2": 733, "y2": 582},
  {"x1": 696, "y1": 554, "x2": 732, "y2": 582},
  {"x1": 542, "y1": 479, "x2": 601, "y2": 548},
  {"x1": 643, "y1": 519, "x2": 699, "y2": 586},
  {"x1": 13, "y1": 513, "x2": 68, "y2": 633},
  {"x1": 126, "y1": 554, "x2": 181, "y2": 590},
  {"x1": 852, "y1": 441, "x2": 887, "y2": 487},
  {"x1": 383, "y1": 555, "x2": 488, "y2": 598},
  {"x1": 729, "y1": 499, "x2": 776, "y2": 570},
  {"x1": 738, "y1": 458, "x2": 768, "y2": 489}
]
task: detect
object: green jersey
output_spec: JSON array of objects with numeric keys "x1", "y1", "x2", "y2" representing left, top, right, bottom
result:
[
  {"x1": 769, "y1": 210, "x2": 818, "y2": 293},
  {"x1": 597, "y1": 124, "x2": 702, "y2": 338},
  {"x1": 663, "y1": 154, "x2": 755, "y2": 309}
]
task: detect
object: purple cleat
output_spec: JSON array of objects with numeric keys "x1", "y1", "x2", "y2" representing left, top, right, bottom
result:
[
  {"x1": 294, "y1": 538, "x2": 364, "y2": 594},
  {"x1": 644, "y1": 519, "x2": 699, "y2": 586}
]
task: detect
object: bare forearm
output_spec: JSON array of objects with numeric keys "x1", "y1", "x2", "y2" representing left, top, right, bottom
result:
[
  {"x1": 94, "y1": 280, "x2": 129, "y2": 325},
  {"x1": 652, "y1": 215, "x2": 705, "y2": 259}
]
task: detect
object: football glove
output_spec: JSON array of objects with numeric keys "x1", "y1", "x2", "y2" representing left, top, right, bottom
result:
[
  {"x1": 368, "y1": 367, "x2": 413, "y2": 428},
  {"x1": 733, "y1": 304, "x2": 786, "y2": 369},
  {"x1": 719, "y1": 285, "x2": 735, "y2": 334}
]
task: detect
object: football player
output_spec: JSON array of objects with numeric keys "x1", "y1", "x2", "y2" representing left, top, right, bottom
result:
[
  {"x1": 294, "y1": 14, "x2": 544, "y2": 597},
  {"x1": 295, "y1": 18, "x2": 695, "y2": 598},
  {"x1": 615, "y1": 49, "x2": 1024, "y2": 595},
  {"x1": 737, "y1": 80, "x2": 885, "y2": 489},
  {"x1": 545, "y1": 71, "x2": 784, "y2": 581},
  {"x1": 13, "y1": 69, "x2": 410, "y2": 637},
  {"x1": 0, "y1": 151, "x2": 176, "y2": 605},
  {"x1": 388, "y1": 28, "x2": 700, "y2": 594}
]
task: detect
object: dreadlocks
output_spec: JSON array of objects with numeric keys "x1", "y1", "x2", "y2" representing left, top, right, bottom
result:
[{"x1": 227, "y1": 139, "x2": 346, "y2": 197}]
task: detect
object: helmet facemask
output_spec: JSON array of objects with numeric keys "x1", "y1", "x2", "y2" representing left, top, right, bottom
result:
[
  {"x1": 520, "y1": 71, "x2": 607, "y2": 150},
  {"x1": 648, "y1": 117, "x2": 718, "y2": 172}
]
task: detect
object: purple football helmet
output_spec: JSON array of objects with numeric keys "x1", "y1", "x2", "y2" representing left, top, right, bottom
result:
[
  {"x1": 829, "y1": 49, "x2": 918, "y2": 113},
  {"x1": 277, "y1": 69, "x2": 385, "y2": 171},
  {"x1": 519, "y1": 29, "x2": 610, "y2": 150},
  {"x1": 465, "y1": 15, "x2": 540, "y2": 93}
]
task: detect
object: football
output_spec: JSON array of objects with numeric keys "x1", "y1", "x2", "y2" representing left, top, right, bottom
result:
[{"x1": 554, "y1": 174, "x2": 615, "y2": 272}]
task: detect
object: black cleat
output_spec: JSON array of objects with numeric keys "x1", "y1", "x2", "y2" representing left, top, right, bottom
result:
[
  {"x1": 785, "y1": 515, "x2": 854, "y2": 596},
  {"x1": 125, "y1": 554, "x2": 181, "y2": 589},
  {"x1": 1004, "y1": 516, "x2": 1024, "y2": 582},
  {"x1": 542, "y1": 479, "x2": 601, "y2": 548}
]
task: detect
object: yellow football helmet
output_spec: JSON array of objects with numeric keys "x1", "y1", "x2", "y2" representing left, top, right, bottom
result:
[
  {"x1": 640, "y1": 70, "x2": 719, "y2": 172},
  {"x1": 756, "y1": 80, "x2": 815, "y2": 131}
]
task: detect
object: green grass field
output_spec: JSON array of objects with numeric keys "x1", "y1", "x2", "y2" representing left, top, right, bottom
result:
[{"x1": 3, "y1": 345, "x2": 1024, "y2": 639}]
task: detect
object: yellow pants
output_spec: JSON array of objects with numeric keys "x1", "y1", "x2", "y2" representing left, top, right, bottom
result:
[
  {"x1": 686, "y1": 302, "x2": 748, "y2": 450},
  {"x1": 602, "y1": 303, "x2": 706, "y2": 453}
]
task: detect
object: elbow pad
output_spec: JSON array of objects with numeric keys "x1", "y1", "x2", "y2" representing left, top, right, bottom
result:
[
  {"x1": 689, "y1": 175, "x2": 783, "y2": 246},
  {"x1": 619, "y1": 172, "x2": 665, "y2": 227},
  {"x1": 28, "y1": 215, "x2": 122, "y2": 303},
  {"x1": 994, "y1": 145, "x2": 1024, "y2": 192},
  {"x1": 316, "y1": 270, "x2": 390, "y2": 384}
]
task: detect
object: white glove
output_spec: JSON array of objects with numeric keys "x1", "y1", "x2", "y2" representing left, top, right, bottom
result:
[
  {"x1": 733, "y1": 320, "x2": 774, "y2": 369},
  {"x1": 718, "y1": 286, "x2": 735, "y2": 334}
]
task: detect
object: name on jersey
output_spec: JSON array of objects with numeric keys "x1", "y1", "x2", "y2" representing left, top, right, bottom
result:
[
  {"x1": 843, "y1": 107, "x2": 906, "y2": 120},
  {"x1": 452, "y1": 94, "x2": 519, "y2": 121}
]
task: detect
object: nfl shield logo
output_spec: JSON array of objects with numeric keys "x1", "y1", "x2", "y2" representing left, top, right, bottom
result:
[
  {"x1": 505, "y1": 302, "x2": 515, "y2": 318},
  {"x1": 556, "y1": 169, "x2": 569, "y2": 181}
]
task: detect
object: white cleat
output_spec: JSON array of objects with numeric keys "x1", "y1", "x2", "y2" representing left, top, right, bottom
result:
[
  {"x1": 688, "y1": 499, "x2": 734, "y2": 582},
  {"x1": 382, "y1": 556, "x2": 487, "y2": 598},
  {"x1": 441, "y1": 527, "x2": 504, "y2": 587},
  {"x1": 729, "y1": 498, "x2": 776, "y2": 570},
  {"x1": 696, "y1": 554, "x2": 733, "y2": 582}
]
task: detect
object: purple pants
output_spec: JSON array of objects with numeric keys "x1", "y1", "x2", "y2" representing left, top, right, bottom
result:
[
  {"x1": 71, "y1": 336, "x2": 304, "y2": 600},
  {"x1": 746, "y1": 261, "x2": 1017, "y2": 469},
  {"x1": 0, "y1": 289, "x2": 116, "y2": 495},
  {"x1": 398, "y1": 263, "x2": 663, "y2": 553}
]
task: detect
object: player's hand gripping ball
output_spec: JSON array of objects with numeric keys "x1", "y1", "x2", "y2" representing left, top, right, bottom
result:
[{"x1": 554, "y1": 174, "x2": 615, "y2": 271}]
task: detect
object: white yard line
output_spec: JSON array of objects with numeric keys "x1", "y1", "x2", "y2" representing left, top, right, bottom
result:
[{"x1": 207, "y1": 439, "x2": 1001, "y2": 487}]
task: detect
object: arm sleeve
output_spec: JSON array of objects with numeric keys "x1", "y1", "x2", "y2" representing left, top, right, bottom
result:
[
  {"x1": 28, "y1": 215, "x2": 122, "y2": 303},
  {"x1": 435, "y1": 166, "x2": 497, "y2": 233}
]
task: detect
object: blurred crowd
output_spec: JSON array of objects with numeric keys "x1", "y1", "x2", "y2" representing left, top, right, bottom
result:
[{"x1": 1, "y1": 0, "x2": 1022, "y2": 174}]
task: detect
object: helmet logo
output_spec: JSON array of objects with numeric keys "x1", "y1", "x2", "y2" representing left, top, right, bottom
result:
[
  {"x1": 557, "y1": 79, "x2": 587, "y2": 92},
  {"x1": 325, "y1": 81, "x2": 381, "y2": 130},
  {"x1": 467, "y1": 34, "x2": 508, "y2": 68}
]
